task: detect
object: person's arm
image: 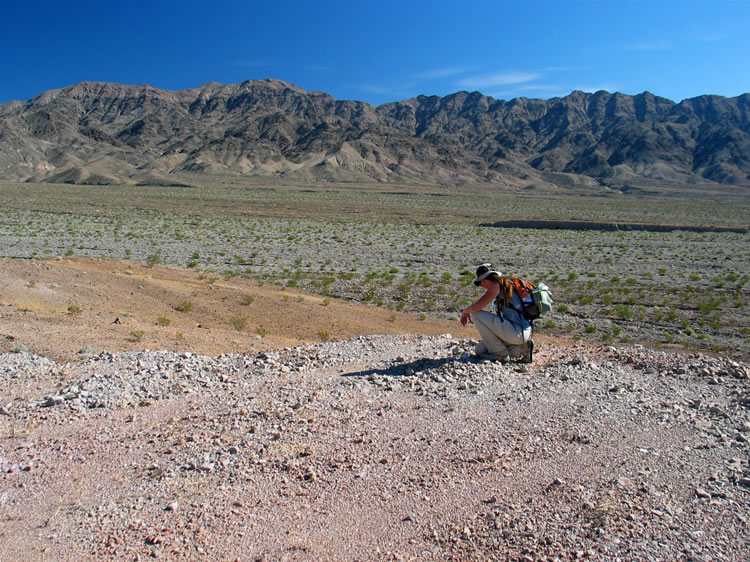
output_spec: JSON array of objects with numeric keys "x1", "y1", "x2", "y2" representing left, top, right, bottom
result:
[{"x1": 460, "y1": 283, "x2": 500, "y2": 325}]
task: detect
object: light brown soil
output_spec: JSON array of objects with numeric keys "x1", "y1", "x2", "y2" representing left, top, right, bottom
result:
[{"x1": 0, "y1": 257, "x2": 475, "y2": 362}]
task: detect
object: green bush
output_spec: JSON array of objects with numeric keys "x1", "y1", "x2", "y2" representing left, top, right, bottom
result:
[
  {"x1": 145, "y1": 253, "x2": 162, "y2": 268},
  {"x1": 175, "y1": 301, "x2": 193, "y2": 313}
]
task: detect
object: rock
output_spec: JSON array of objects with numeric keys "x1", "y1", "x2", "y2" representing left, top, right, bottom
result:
[{"x1": 42, "y1": 395, "x2": 64, "y2": 407}]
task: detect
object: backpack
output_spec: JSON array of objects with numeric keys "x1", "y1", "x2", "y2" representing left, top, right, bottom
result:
[{"x1": 509, "y1": 278, "x2": 553, "y2": 323}]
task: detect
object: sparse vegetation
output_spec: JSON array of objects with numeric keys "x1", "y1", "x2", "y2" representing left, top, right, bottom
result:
[{"x1": 1, "y1": 180, "x2": 749, "y2": 359}]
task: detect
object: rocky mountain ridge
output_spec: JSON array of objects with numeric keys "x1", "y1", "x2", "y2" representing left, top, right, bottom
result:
[{"x1": 1, "y1": 79, "x2": 749, "y2": 190}]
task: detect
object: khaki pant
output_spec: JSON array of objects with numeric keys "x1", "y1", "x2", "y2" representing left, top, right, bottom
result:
[{"x1": 470, "y1": 310, "x2": 532, "y2": 359}]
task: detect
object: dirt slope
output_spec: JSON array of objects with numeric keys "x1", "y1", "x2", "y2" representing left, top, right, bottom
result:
[{"x1": 0, "y1": 257, "x2": 474, "y2": 362}]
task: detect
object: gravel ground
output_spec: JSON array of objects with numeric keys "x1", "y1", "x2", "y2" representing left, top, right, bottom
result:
[{"x1": 1, "y1": 334, "x2": 748, "y2": 560}]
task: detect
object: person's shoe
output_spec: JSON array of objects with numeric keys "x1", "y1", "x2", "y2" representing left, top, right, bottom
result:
[
  {"x1": 521, "y1": 339, "x2": 534, "y2": 364},
  {"x1": 496, "y1": 354, "x2": 511, "y2": 364}
]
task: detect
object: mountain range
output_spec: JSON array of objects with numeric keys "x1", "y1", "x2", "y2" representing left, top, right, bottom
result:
[{"x1": 1, "y1": 79, "x2": 749, "y2": 192}]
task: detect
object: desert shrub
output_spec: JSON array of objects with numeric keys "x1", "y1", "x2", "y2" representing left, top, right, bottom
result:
[
  {"x1": 318, "y1": 330, "x2": 331, "y2": 342},
  {"x1": 255, "y1": 326, "x2": 268, "y2": 337},
  {"x1": 241, "y1": 295, "x2": 255, "y2": 306},
  {"x1": 230, "y1": 316, "x2": 247, "y2": 331},
  {"x1": 67, "y1": 304, "x2": 82, "y2": 315},
  {"x1": 175, "y1": 301, "x2": 193, "y2": 313},
  {"x1": 156, "y1": 316, "x2": 171, "y2": 326},
  {"x1": 697, "y1": 300, "x2": 721, "y2": 315},
  {"x1": 614, "y1": 304, "x2": 632, "y2": 320},
  {"x1": 129, "y1": 330, "x2": 144, "y2": 343},
  {"x1": 145, "y1": 253, "x2": 162, "y2": 268}
]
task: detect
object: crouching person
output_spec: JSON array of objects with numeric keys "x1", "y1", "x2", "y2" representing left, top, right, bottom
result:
[{"x1": 460, "y1": 264, "x2": 534, "y2": 363}]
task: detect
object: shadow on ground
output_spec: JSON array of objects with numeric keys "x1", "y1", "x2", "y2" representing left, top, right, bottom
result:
[{"x1": 341, "y1": 356, "x2": 463, "y2": 378}]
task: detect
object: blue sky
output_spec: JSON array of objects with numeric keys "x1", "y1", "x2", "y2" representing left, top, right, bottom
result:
[{"x1": 2, "y1": 0, "x2": 748, "y2": 106}]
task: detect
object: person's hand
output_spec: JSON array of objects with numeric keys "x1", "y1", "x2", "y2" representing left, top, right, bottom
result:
[{"x1": 460, "y1": 310, "x2": 470, "y2": 326}]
